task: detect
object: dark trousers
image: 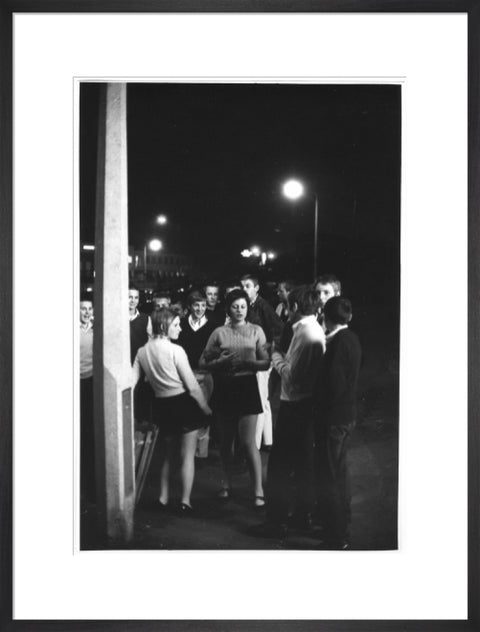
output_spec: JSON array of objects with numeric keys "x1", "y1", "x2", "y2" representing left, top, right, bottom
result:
[
  {"x1": 266, "y1": 399, "x2": 315, "y2": 524},
  {"x1": 133, "y1": 378, "x2": 154, "y2": 423},
  {"x1": 315, "y1": 421, "x2": 355, "y2": 543},
  {"x1": 80, "y1": 377, "x2": 96, "y2": 503}
]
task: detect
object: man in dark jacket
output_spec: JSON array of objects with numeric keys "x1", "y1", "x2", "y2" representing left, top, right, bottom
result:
[
  {"x1": 129, "y1": 285, "x2": 152, "y2": 363},
  {"x1": 314, "y1": 296, "x2": 362, "y2": 549},
  {"x1": 129, "y1": 285, "x2": 152, "y2": 422}
]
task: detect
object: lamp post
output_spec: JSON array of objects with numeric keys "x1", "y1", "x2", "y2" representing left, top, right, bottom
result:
[
  {"x1": 282, "y1": 179, "x2": 319, "y2": 281},
  {"x1": 143, "y1": 238, "x2": 163, "y2": 277}
]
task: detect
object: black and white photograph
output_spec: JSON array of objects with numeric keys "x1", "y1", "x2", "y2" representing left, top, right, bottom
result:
[
  {"x1": 79, "y1": 81, "x2": 400, "y2": 551},
  {"x1": 4, "y1": 7, "x2": 475, "y2": 627}
]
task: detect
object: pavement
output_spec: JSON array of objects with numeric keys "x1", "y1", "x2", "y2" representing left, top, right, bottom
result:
[
  {"x1": 81, "y1": 323, "x2": 399, "y2": 551},
  {"x1": 81, "y1": 381, "x2": 398, "y2": 551}
]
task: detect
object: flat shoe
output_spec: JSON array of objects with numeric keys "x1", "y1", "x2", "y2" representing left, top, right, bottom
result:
[
  {"x1": 254, "y1": 495, "x2": 266, "y2": 509},
  {"x1": 179, "y1": 503, "x2": 194, "y2": 515}
]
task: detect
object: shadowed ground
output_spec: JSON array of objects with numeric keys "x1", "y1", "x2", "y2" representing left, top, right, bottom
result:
[{"x1": 81, "y1": 333, "x2": 398, "y2": 551}]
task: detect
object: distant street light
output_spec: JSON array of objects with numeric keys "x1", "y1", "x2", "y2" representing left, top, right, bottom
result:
[
  {"x1": 144, "y1": 238, "x2": 163, "y2": 275},
  {"x1": 149, "y1": 238, "x2": 162, "y2": 252},
  {"x1": 156, "y1": 214, "x2": 167, "y2": 225},
  {"x1": 282, "y1": 178, "x2": 319, "y2": 281},
  {"x1": 240, "y1": 247, "x2": 276, "y2": 266}
]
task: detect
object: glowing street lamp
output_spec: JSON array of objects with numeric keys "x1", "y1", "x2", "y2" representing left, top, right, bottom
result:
[
  {"x1": 282, "y1": 179, "x2": 304, "y2": 201},
  {"x1": 156, "y1": 214, "x2": 167, "y2": 225},
  {"x1": 282, "y1": 178, "x2": 319, "y2": 281},
  {"x1": 149, "y1": 238, "x2": 162, "y2": 252}
]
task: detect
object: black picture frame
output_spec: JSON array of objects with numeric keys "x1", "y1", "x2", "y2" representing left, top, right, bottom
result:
[{"x1": 1, "y1": 2, "x2": 478, "y2": 630}]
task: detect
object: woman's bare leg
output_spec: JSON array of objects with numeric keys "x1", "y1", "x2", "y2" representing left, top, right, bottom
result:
[
  {"x1": 179, "y1": 429, "x2": 199, "y2": 507},
  {"x1": 238, "y1": 414, "x2": 264, "y2": 499},
  {"x1": 158, "y1": 437, "x2": 173, "y2": 505},
  {"x1": 218, "y1": 415, "x2": 237, "y2": 491}
]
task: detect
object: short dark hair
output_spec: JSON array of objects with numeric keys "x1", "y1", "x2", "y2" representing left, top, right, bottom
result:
[
  {"x1": 240, "y1": 273, "x2": 260, "y2": 287},
  {"x1": 153, "y1": 290, "x2": 171, "y2": 300},
  {"x1": 224, "y1": 279, "x2": 241, "y2": 294},
  {"x1": 323, "y1": 296, "x2": 353, "y2": 325},
  {"x1": 287, "y1": 285, "x2": 320, "y2": 316},
  {"x1": 129, "y1": 284, "x2": 140, "y2": 293},
  {"x1": 314, "y1": 274, "x2": 342, "y2": 295},
  {"x1": 204, "y1": 281, "x2": 220, "y2": 290},
  {"x1": 225, "y1": 288, "x2": 250, "y2": 315},
  {"x1": 151, "y1": 306, "x2": 179, "y2": 336},
  {"x1": 80, "y1": 291, "x2": 93, "y2": 304},
  {"x1": 170, "y1": 301, "x2": 185, "y2": 317},
  {"x1": 187, "y1": 289, "x2": 207, "y2": 306}
]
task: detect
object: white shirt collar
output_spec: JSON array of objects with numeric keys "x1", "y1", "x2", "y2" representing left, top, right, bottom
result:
[
  {"x1": 129, "y1": 308, "x2": 139, "y2": 322},
  {"x1": 291, "y1": 314, "x2": 318, "y2": 331},
  {"x1": 189, "y1": 314, "x2": 207, "y2": 331},
  {"x1": 325, "y1": 324, "x2": 348, "y2": 342}
]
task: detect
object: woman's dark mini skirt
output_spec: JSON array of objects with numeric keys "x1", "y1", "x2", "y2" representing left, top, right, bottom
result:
[
  {"x1": 211, "y1": 373, "x2": 263, "y2": 416},
  {"x1": 152, "y1": 392, "x2": 209, "y2": 436}
]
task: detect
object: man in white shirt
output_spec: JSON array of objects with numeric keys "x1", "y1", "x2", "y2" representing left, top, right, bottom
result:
[
  {"x1": 177, "y1": 290, "x2": 217, "y2": 458},
  {"x1": 80, "y1": 294, "x2": 95, "y2": 503},
  {"x1": 253, "y1": 285, "x2": 325, "y2": 537}
]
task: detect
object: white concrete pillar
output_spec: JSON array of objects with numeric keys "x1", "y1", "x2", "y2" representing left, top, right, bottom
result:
[{"x1": 93, "y1": 83, "x2": 134, "y2": 544}]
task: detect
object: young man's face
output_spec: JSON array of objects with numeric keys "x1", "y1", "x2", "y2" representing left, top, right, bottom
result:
[
  {"x1": 315, "y1": 282, "x2": 338, "y2": 309},
  {"x1": 153, "y1": 297, "x2": 171, "y2": 311},
  {"x1": 129, "y1": 289, "x2": 140, "y2": 312},
  {"x1": 80, "y1": 301, "x2": 93, "y2": 325},
  {"x1": 205, "y1": 286, "x2": 219, "y2": 308},
  {"x1": 276, "y1": 282, "x2": 289, "y2": 304},
  {"x1": 241, "y1": 279, "x2": 259, "y2": 302},
  {"x1": 191, "y1": 300, "x2": 207, "y2": 320}
]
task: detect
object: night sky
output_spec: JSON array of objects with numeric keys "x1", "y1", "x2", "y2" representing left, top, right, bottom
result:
[{"x1": 80, "y1": 82, "x2": 400, "y2": 314}]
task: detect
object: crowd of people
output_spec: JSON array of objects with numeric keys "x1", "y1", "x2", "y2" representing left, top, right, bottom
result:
[{"x1": 80, "y1": 273, "x2": 362, "y2": 550}]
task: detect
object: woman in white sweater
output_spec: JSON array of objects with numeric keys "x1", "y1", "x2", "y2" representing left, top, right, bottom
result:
[
  {"x1": 199, "y1": 289, "x2": 270, "y2": 507},
  {"x1": 132, "y1": 307, "x2": 212, "y2": 513}
]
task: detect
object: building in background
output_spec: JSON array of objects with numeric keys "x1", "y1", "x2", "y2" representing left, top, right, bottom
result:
[{"x1": 80, "y1": 243, "x2": 193, "y2": 295}]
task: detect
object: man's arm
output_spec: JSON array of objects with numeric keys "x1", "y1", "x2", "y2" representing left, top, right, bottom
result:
[
  {"x1": 258, "y1": 298, "x2": 284, "y2": 342},
  {"x1": 272, "y1": 337, "x2": 324, "y2": 388}
]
